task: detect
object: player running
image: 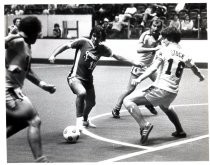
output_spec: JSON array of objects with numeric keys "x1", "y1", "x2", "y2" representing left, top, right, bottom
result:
[
  {"x1": 49, "y1": 25, "x2": 141, "y2": 131},
  {"x1": 123, "y1": 27, "x2": 205, "y2": 144},
  {"x1": 112, "y1": 19, "x2": 163, "y2": 118},
  {"x1": 6, "y1": 16, "x2": 56, "y2": 162}
]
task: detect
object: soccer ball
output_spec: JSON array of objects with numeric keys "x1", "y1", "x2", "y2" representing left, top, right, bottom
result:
[{"x1": 63, "y1": 126, "x2": 80, "y2": 143}]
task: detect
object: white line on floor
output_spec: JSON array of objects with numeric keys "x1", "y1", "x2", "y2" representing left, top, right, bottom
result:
[{"x1": 99, "y1": 134, "x2": 209, "y2": 162}]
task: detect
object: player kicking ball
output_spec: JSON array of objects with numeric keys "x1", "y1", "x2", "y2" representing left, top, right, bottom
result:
[
  {"x1": 49, "y1": 25, "x2": 142, "y2": 132},
  {"x1": 6, "y1": 16, "x2": 56, "y2": 162},
  {"x1": 123, "y1": 27, "x2": 204, "y2": 144}
]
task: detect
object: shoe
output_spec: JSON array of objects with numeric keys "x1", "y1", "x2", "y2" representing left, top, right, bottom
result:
[
  {"x1": 83, "y1": 120, "x2": 96, "y2": 128},
  {"x1": 140, "y1": 123, "x2": 153, "y2": 144},
  {"x1": 172, "y1": 131, "x2": 187, "y2": 138},
  {"x1": 35, "y1": 156, "x2": 51, "y2": 163},
  {"x1": 145, "y1": 105, "x2": 158, "y2": 115},
  {"x1": 112, "y1": 109, "x2": 120, "y2": 118}
]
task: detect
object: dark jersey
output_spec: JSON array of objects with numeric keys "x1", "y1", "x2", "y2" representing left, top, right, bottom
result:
[{"x1": 68, "y1": 38, "x2": 112, "y2": 81}]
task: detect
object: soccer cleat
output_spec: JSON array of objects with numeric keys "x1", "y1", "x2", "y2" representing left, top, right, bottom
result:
[
  {"x1": 112, "y1": 109, "x2": 120, "y2": 118},
  {"x1": 83, "y1": 120, "x2": 96, "y2": 128},
  {"x1": 172, "y1": 131, "x2": 187, "y2": 138},
  {"x1": 145, "y1": 105, "x2": 158, "y2": 115},
  {"x1": 35, "y1": 156, "x2": 51, "y2": 163},
  {"x1": 140, "y1": 123, "x2": 153, "y2": 144}
]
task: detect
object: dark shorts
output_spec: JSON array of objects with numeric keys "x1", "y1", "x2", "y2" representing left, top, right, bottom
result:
[{"x1": 67, "y1": 76, "x2": 94, "y2": 94}]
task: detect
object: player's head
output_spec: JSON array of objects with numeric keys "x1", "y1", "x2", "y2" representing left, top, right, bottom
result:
[
  {"x1": 13, "y1": 17, "x2": 21, "y2": 27},
  {"x1": 150, "y1": 18, "x2": 163, "y2": 40},
  {"x1": 161, "y1": 27, "x2": 181, "y2": 45},
  {"x1": 18, "y1": 16, "x2": 42, "y2": 44},
  {"x1": 90, "y1": 25, "x2": 106, "y2": 46}
]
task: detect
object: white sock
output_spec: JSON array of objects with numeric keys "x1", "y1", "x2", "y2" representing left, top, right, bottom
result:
[{"x1": 76, "y1": 117, "x2": 83, "y2": 126}]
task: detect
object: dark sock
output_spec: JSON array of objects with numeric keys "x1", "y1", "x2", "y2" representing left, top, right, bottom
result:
[{"x1": 165, "y1": 110, "x2": 184, "y2": 132}]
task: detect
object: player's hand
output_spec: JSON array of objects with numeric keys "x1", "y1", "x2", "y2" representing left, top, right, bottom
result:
[
  {"x1": 13, "y1": 87, "x2": 25, "y2": 100},
  {"x1": 199, "y1": 74, "x2": 205, "y2": 81},
  {"x1": 49, "y1": 56, "x2": 56, "y2": 63},
  {"x1": 131, "y1": 78, "x2": 141, "y2": 86},
  {"x1": 39, "y1": 81, "x2": 56, "y2": 94}
]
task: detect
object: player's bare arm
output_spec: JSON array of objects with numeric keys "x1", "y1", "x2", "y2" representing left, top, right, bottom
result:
[
  {"x1": 132, "y1": 59, "x2": 161, "y2": 86},
  {"x1": 112, "y1": 53, "x2": 143, "y2": 67},
  {"x1": 49, "y1": 43, "x2": 71, "y2": 63},
  {"x1": 26, "y1": 68, "x2": 56, "y2": 94},
  {"x1": 190, "y1": 65, "x2": 205, "y2": 81}
]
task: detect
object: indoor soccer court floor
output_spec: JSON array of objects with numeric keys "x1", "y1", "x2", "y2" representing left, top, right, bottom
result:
[{"x1": 6, "y1": 64, "x2": 209, "y2": 163}]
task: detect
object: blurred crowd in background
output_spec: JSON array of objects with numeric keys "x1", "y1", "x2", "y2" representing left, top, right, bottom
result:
[{"x1": 5, "y1": 3, "x2": 207, "y2": 39}]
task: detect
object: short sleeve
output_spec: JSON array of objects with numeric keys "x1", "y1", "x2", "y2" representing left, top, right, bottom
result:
[
  {"x1": 69, "y1": 38, "x2": 86, "y2": 49},
  {"x1": 102, "y1": 45, "x2": 113, "y2": 57}
]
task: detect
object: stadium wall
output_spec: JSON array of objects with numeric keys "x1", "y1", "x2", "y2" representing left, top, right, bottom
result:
[
  {"x1": 5, "y1": 15, "x2": 92, "y2": 38},
  {"x1": 31, "y1": 39, "x2": 208, "y2": 68}
]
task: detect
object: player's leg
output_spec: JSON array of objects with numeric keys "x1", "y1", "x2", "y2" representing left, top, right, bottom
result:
[
  {"x1": 7, "y1": 95, "x2": 49, "y2": 162},
  {"x1": 83, "y1": 85, "x2": 96, "y2": 128},
  {"x1": 159, "y1": 105, "x2": 187, "y2": 138},
  {"x1": 23, "y1": 97, "x2": 50, "y2": 162},
  {"x1": 68, "y1": 77, "x2": 87, "y2": 130},
  {"x1": 6, "y1": 90, "x2": 33, "y2": 138},
  {"x1": 145, "y1": 72, "x2": 158, "y2": 115},
  {"x1": 112, "y1": 73, "x2": 137, "y2": 118},
  {"x1": 7, "y1": 118, "x2": 28, "y2": 138},
  {"x1": 123, "y1": 90, "x2": 153, "y2": 144}
]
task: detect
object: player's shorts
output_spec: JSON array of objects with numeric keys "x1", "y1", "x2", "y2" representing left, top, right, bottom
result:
[
  {"x1": 144, "y1": 86, "x2": 177, "y2": 108},
  {"x1": 6, "y1": 88, "x2": 22, "y2": 110},
  {"x1": 6, "y1": 87, "x2": 33, "y2": 111},
  {"x1": 67, "y1": 76, "x2": 94, "y2": 94},
  {"x1": 131, "y1": 66, "x2": 148, "y2": 76}
]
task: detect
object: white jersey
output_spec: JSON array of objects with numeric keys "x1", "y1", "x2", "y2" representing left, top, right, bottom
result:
[{"x1": 154, "y1": 43, "x2": 194, "y2": 94}]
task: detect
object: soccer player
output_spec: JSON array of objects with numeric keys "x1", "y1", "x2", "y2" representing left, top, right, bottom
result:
[
  {"x1": 8, "y1": 17, "x2": 21, "y2": 35},
  {"x1": 49, "y1": 25, "x2": 141, "y2": 131},
  {"x1": 112, "y1": 19, "x2": 163, "y2": 118},
  {"x1": 123, "y1": 27, "x2": 205, "y2": 144},
  {"x1": 6, "y1": 16, "x2": 56, "y2": 162}
]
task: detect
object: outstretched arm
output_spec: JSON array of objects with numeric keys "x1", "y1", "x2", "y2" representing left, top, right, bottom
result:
[
  {"x1": 112, "y1": 54, "x2": 143, "y2": 67},
  {"x1": 49, "y1": 43, "x2": 71, "y2": 63},
  {"x1": 190, "y1": 65, "x2": 205, "y2": 81},
  {"x1": 131, "y1": 59, "x2": 161, "y2": 86},
  {"x1": 26, "y1": 68, "x2": 56, "y2": 93}
]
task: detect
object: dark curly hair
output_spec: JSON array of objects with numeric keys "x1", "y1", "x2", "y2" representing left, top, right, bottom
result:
[
  {"x1": 89, "y1": 25, "x2": 106, "y2": 42},
  {"x1": 161, "y1": 27, "x2": 181, "y2": 43},
  {"x1": 13, "y1": 17, "x2": 21, "y2": 25},
  {"x1": 18, "y1": 16, "x2": 42, "y2": 37}
]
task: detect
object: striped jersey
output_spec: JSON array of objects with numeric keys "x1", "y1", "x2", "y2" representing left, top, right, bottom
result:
[{"x1": 68, "y1": 38, "x2": 112, "y2": 81}]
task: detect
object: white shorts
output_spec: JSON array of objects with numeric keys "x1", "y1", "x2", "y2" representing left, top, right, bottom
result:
[{"x1": 144, "y1": 86, "x2": 177, "y2": 108}]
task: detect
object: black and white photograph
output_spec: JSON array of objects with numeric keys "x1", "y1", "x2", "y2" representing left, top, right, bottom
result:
[{"x1": 2, "y1": 0, "x2": 209, "y2": 164}]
